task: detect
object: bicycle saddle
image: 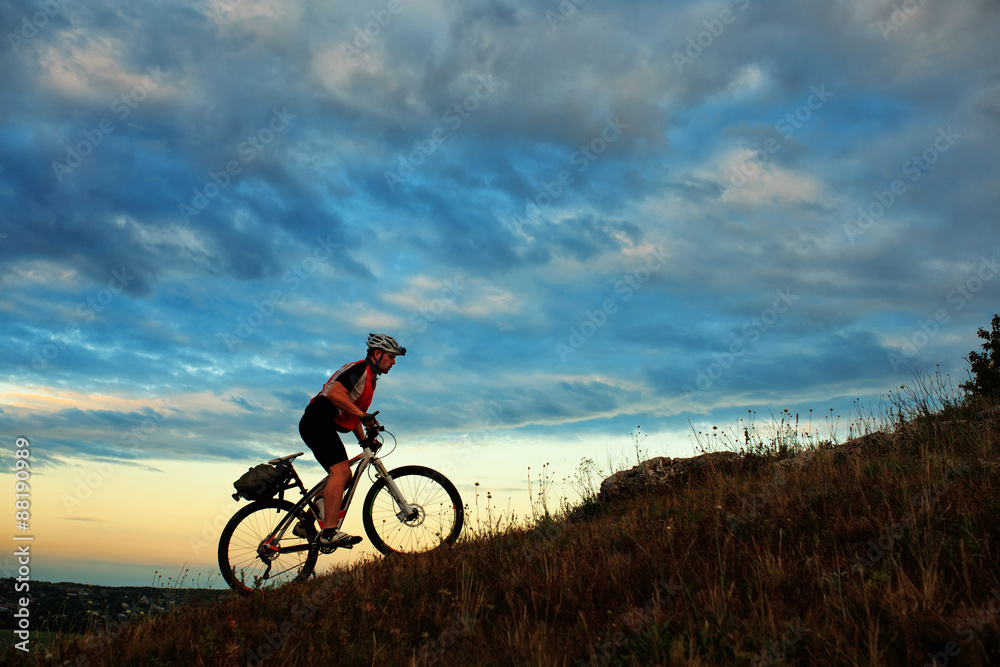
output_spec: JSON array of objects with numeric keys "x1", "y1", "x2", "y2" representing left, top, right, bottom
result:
[{"x1": 268, "y1": 452, "x2": 305, "y2": 465}]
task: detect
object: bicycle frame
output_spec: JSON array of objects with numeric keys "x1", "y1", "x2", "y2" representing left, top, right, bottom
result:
[
  {"x1": 259, "y1": 434, "x2": 416, "y2": 559},
  {"x1": 220, "y1": 417, "x2": 464, "y2": 592}
]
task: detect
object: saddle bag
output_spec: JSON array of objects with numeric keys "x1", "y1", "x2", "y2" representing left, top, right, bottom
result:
[{"x1": 233, "y1": 463, "x2": 285, "y2": 501}]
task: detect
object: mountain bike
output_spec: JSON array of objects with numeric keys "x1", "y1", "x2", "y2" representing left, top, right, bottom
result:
[{"x1": 218, "y1": 415, "x2": 464, "y2": 594}]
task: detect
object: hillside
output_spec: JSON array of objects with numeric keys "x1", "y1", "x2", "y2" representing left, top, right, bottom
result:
[{"x1": 12, "y1": 389, "x2": 1000, "y2": 666}]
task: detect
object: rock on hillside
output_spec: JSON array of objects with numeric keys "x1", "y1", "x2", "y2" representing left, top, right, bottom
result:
[
  {"x1": 599, "y1": 424, "x2": 968, "y2": 500},
  {"x1": 599, "y1": 451, "x2": 742, "y2": 501}
]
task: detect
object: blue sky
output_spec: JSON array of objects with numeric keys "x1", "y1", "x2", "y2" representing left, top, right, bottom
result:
[{"x1": 1, "y1": 0, "x2": 999, "y2": 586}]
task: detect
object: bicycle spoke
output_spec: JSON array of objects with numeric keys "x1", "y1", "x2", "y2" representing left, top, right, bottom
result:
[
  {"x1": 363, "y1": 466, "x2": 463, "y2": 555},
  {"x1": 219, "y1": 499, "x2": 319, "y2": 593}
]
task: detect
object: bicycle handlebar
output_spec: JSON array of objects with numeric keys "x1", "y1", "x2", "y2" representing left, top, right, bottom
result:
[{"x1": 361, "y1": 411, "x2": 386, "y2": 448}]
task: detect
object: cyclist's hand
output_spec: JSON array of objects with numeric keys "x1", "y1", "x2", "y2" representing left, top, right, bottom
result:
[{"x1": 360, "y1": 413, "x2": 379, "y2": 425}]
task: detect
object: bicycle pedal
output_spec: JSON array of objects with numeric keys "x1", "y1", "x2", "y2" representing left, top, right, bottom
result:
[{"x1": 317, "y1": 535, "x2": 363, "y2": 553}]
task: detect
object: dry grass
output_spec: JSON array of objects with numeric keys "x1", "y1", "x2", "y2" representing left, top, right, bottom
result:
[{"x1": 19, "y1": 387, "x2": 1000, "y2": 666}]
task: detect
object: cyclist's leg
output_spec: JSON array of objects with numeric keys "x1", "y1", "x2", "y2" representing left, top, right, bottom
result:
[
  {"x1": 298, "y1": 401, "x2": 351, "y2": 530},
  {"x1": 322, "y1": 460, "x2": 351, "y2": 529}
]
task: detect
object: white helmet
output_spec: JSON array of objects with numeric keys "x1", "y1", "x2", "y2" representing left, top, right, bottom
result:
[{"x1": 366, "y1": 333, "x2": 406, "y2": 356}]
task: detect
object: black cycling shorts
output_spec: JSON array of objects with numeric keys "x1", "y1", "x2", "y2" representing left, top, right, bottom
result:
[{"x1": 298, "y1": 398, "x2": 349, "y2": 471}]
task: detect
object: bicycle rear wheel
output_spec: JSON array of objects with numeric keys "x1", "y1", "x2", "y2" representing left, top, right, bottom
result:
[
  {"x1": 362, "y1": 465, "x2": 464, "y2": 555},
  {"x1": 218, "y1": 499, "x2": 319, "y2": 594}
]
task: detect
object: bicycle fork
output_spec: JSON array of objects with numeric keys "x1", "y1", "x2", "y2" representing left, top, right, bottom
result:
[{"x1": 372, "y1": 459, "x2": 418, "y2": 521}]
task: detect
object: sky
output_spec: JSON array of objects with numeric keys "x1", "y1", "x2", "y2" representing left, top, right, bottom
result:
[{"x1": 1, "y1": 0, "x2": 999, "y2": 587}]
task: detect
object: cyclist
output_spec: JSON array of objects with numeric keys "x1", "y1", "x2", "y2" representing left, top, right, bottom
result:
[{"x1": 297, "y1": 333, "x2": 406, "y2": 547}]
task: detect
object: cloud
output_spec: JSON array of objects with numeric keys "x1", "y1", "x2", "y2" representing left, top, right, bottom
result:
[{"x1": 0, "y1": 0, "x2": 997, "y2": 475}]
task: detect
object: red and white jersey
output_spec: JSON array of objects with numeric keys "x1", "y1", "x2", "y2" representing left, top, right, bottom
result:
[{"x1": 311, "y1": 360, "x2": 377, "y2": 432}]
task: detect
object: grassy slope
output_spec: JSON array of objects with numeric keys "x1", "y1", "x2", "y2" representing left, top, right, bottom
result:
[{"x1": 18, "y1": 395, "x2": 1000, "y2": 666}]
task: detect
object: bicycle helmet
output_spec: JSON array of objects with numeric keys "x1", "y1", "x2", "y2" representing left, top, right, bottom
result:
[{"x1": 366, "y1": 333, "x2": 406, "y2": 356}]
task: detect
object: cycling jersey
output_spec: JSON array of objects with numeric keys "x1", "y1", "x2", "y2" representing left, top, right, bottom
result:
[{"x1": 310, "y1": 360, "x2": 377, "y2": 432}]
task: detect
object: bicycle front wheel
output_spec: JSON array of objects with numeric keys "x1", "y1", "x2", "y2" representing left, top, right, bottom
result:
[
  {"x1": 362, "y1": 465, "x2": 464, "y2": 555},
  {"x1": 218, "y1": 499, "x2": 318, "y2": 594}
]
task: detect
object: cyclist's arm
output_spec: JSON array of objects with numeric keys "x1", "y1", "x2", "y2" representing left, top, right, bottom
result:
[
  {"x1": 322, "y1": 381, "x2": 372, "y2": 443},
  {"x1": 323, "y1": 383, "x2": 366, "y2": 423}
]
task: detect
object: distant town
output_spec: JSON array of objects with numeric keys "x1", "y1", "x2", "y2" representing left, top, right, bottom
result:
[{"x1": 1, "y1": 578, "x2": 224, "y2": 635}]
